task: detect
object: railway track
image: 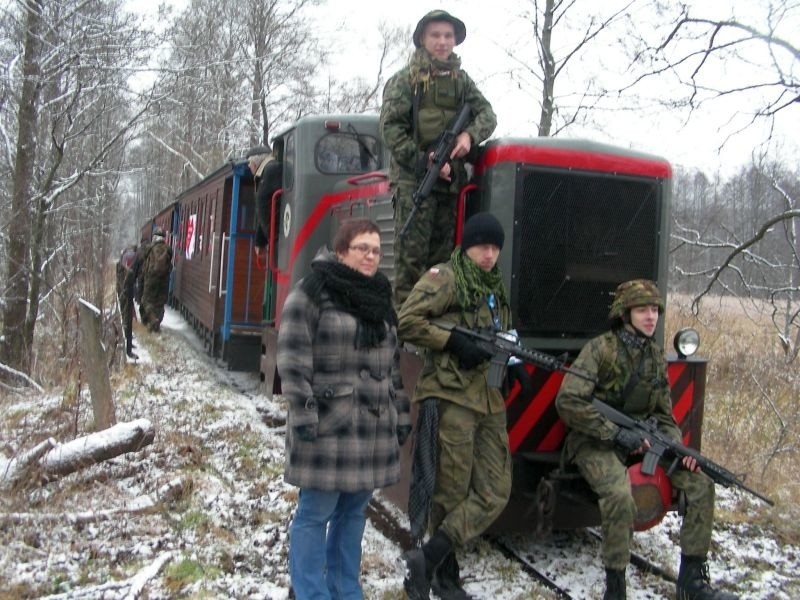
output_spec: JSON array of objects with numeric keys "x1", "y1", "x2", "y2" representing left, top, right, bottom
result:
[{"x1": 368, "y1": 497, "x2": 678, "y2": 599}]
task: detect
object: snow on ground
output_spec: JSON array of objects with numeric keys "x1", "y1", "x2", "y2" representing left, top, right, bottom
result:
[{"x1": 0, "y1": 306, "x2": 797, "y2": 599}]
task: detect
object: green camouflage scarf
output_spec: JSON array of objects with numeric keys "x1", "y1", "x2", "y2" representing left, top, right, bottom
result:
[
  {"x1": 408, "y1": 48, "x2": 462, "y2": 92},
  {"x1": 451, "y1": 247, "x2": 509, "y2": 323}
]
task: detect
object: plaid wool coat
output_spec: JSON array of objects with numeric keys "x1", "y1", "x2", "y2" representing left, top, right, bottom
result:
[{"x1": 277, "y1": 257, "x2": 411, "y2": 492}]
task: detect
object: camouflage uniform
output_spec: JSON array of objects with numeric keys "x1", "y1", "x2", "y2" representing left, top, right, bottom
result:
[
  {"x1": 380, "y1": 38, "x2": 497, "y2": 306},
  {"x1": 555, "y1": 281, "x2": 715, "y2": 572},
  {"x1": 138, "y1": 238, "x2": 173, "y2": 332},
  {"x1": 397, "y1": 261, "x2": 512, "y2": 547},
  {"x1": 116, "y1": 247, "x2": 137, "y2": 355}
]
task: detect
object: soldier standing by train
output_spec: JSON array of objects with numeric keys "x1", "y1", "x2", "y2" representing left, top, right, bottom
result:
[
  {"x1": 380, "y1": 10, "x2": 497, "y2": 307},
  {"x1": 136, "y1": 228, "x2": 173, "y2": 333},
  {"x1": 397, "y1": 213, "x2": 530, "y2": 600},
  {"x1": 116, "y1": 245, "x2": 138, "y2": 359},
  {"x1": 555, "y1": 280, "x2": 738, "y2": 600}
]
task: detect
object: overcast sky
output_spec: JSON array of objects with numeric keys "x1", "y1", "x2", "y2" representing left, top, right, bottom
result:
[{"x1": 128, "y1": 0, "x2": 799, "y2": 177}]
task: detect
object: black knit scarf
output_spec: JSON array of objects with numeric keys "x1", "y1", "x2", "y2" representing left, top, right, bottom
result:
[{"x1": 301, "y1": 259, "x2": 396, "y2": 349}]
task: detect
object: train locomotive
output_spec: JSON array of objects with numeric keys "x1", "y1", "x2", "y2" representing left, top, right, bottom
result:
[{"x1": 142, "y1": 113, "x2": 707, "y2": 535}]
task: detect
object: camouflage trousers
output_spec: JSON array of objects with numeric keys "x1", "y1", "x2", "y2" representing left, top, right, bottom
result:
[
  {"x1": 392, "y1": 180, "x2": 457, "y2": 307},
  {"x1": 428, "y1": 399, "x2": 512, "y2": 547},
  {"x1": 572, "y1": 442, "x2": 715, "y2": 569},
  {"x1": 140, "y1": 280, "x2": 169, "y2": 331},
  {"x1": 118, "y1": 291, "x2": 134, "y2": 351}
]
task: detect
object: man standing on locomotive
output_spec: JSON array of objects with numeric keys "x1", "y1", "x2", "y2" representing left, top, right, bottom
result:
[
  {"x1": 380, "y1": 10, "x2": 497, "y2": 307},
  {"x1": 398, "y1": 213, "x2": 528, "y2": 600},
  {"x1": 555, "y1": 280, "x2": 738, "y2": 600}
]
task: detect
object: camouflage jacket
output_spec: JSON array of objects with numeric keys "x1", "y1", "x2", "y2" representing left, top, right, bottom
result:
[
  {"x1": 555, "y1": 329, "x2": 681, "y2": 459},
  {"x1": 397, "y1": 261, "x2": 510, "y2": 414},
  {"x1": 380, "y1": 64, "x2": 496, "y2": 190}
]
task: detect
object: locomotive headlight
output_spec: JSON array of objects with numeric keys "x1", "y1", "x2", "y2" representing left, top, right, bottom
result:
[{"x1": 673, "y1": 328, "x2": 700, "y2": 359}]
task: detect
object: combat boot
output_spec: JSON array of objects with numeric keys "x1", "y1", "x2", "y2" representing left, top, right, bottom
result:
[
  {"x1": 403, "y1": 529, "x2": 453, "y2": 600},
  {"x1": 431, "y1": 552, "x2": 472, "y2": 599},
  {"x1": 603, "y1": 568, "x2": 626, "y2": 600},
  {"x1": 676, "y1": 554, "x2": 738, "y2": 600}
]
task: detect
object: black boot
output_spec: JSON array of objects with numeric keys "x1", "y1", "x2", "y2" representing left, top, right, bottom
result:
[
  {"x1": 431, "y1": 552, "x2": 471, "y2": 599},
  {"x1": 676, "y1": 554, "x2": 739, "y2": 600},
  {"x1": 604, "y1": 568, "x2": 626, "y2": 600},
  {"x1": 403, "y1": 530, "x2": 453, "y2": 600}
]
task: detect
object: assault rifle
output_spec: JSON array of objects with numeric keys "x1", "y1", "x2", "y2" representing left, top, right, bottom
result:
[
  {"x1": 592, "y1": 398, "x2": 774, "y2": 506},
  {"x1": 431, "y1": 320, "x2": 597, "y2": 388},
  {"x1": 399, "y1": 103, "x2": 473, "y2": 239}
]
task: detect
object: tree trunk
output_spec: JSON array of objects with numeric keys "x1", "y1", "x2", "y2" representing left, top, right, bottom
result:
[
  {"x1": 40, "y1": 418, "x2": 154, "y2": 478},
  {"x1": 78, "y1": 298, "x2": 117, "y2": 429},
  {"x1": 1, "y1": 0, "x2": 44, "y2": 373},
  {"x1": 0, "y1": 419, "x2": 155, "y2": 487},
  {"x1": 537, "y1": 0, "x2": 556, "y2": 137}
]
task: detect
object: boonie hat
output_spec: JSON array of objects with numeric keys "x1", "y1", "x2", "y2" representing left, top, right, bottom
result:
[{"x1": 413, "y1": 10, "x2": 467, "y2": 48}]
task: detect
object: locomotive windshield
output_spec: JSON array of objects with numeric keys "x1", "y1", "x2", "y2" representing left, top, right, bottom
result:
[{"x1": 316, "y1": 131, "x2": 380, "y2": 174}]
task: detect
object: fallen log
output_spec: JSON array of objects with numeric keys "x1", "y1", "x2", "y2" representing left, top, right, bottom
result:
[
  {"x1": 41, "y1": 418, "x2": 155, "y2": 478},
  {"x1": 0, "y1": 438, "x2": 56, "y2": 489},
  {"x1": 0, "y1": 419, "x2": 155, "y2": 488}
]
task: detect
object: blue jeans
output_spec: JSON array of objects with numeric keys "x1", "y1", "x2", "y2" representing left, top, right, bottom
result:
[{"x1": 289, "y1": 488, "x2": 373, "y2": 600}]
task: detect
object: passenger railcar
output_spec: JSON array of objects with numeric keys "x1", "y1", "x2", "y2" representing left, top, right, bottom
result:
[{"x1": 147, "y1": 113, "x2": 707, "y2": 534}]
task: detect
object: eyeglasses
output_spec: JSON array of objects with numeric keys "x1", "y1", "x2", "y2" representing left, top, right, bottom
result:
[{"x1": 348, "y1": 244, "x2": 383, "y2": 258}]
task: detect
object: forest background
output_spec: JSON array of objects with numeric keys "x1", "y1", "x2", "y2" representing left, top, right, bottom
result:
[{"x1": 0, "y1": 0, "x2": 798, "y2": 504}]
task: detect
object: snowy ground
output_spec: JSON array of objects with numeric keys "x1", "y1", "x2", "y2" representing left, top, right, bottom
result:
[{"x1": 0, "y1": 307, "x2": 797, "y2": 599}]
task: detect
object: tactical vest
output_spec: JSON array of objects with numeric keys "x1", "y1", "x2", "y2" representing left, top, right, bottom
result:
[
  {"x1": 603, "y1": 334, "x2": 669, "y2": 418},
  {"x1": 416, "y1": 72, "x2": 464, "y2": 150}
]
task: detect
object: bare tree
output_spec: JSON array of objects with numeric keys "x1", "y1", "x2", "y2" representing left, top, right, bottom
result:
[
  {"x1": 623, "y1": 1, "x2": 800, "y2": 359},
  {"x1": 0, "y1": 0, "x2": 158, "y2": 379},
  {"x1": 504, "y1": 0, "x2": 637, "y2": 136},
  {"x1": 318, "y1": 22, "x2": 410, "y2": 115},
  {"x1": 128, "y1": 0, "x2": 407, "y2": 232},
  {"x1": 671, "y1": 160, "x2": 800, "y2": 362},
  {"x1": 624, "y1": 1, "x2": 798, "y2": 138}
]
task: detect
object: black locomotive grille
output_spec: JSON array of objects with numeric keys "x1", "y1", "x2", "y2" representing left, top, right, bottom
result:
[{"x1": 512, "y1": 166, "x2": 662, "y2": 342}]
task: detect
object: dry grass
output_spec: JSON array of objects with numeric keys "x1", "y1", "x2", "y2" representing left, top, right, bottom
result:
[{"x1": 665, "y1": 293, "x2": 800, "y2": 537}]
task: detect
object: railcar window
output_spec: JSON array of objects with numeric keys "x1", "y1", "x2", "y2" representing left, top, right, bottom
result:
[{"x1": 316, "y1": 133, "x2": 380, "y2": 174}]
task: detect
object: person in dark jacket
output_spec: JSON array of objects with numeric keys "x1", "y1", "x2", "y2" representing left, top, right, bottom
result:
[
  {"x1": 556, "y1": 280, "x2": 737, "y2": 600},
  {"x1": 115, "y1": 245, "x2": 138, "y2": 358},
  {"x1": 247, "y1": 145, "x2": 283, "y2": 253},
  {"x1": 277, "y1": 218, "x2": 411, "y2": 600}
]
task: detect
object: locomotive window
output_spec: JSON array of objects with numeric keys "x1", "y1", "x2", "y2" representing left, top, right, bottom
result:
[{"x1": 315, "y1": 133, "x2": 379, "y2": 174}]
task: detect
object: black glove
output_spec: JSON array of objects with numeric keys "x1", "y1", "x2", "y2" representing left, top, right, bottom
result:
[
  {"x1": 613, "y1": 427, "x2": 643, "y2": 452},
  {"x1": 444, "y1": 331, "x2": 492, "y2": 370},
  {"x1": 294, "y1": 424, "x2": 318, "y2": 442},
  {"x1": 396, "y1": 425, "x2": 412, "y2": 447},
  {"x1": 508, "y1": 363, "x2": 534, "y2": 400}
]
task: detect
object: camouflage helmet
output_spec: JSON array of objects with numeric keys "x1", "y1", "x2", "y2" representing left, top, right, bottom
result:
[
  {"x1": 413, "y1": 10, "x2": 466, "y2": 48},
  {"x1": 608, "y1": 279, "x2": 664, "y2": 320}
]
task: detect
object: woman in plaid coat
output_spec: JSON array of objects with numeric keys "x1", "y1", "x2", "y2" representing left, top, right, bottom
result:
[{"x1": 277, "y1": 218, "x2": 411, "y2": 600}]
